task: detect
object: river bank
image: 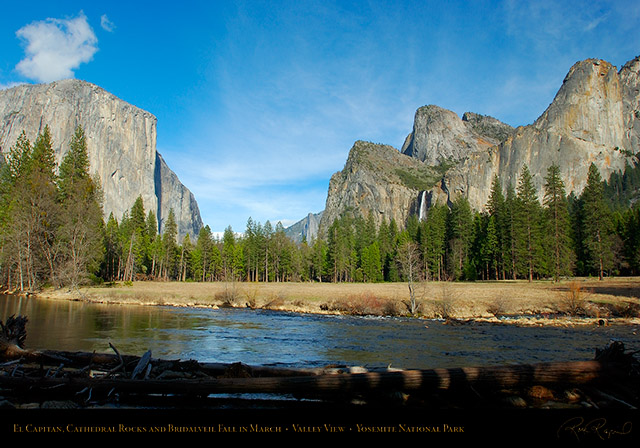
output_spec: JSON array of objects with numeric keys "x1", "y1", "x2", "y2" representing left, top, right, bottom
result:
[{"x1": 24, "y1": 277, "x2": 640, "y2": 327}]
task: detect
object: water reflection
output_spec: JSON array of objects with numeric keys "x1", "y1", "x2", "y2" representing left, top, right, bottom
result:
[{"x1": 1, "y1": 295, "x2": 638, "y2": 370}]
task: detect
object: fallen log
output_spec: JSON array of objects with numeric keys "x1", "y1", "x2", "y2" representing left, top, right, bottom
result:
[{"x1": 0, "y1": 359, "x2": 627, "y2": 396}]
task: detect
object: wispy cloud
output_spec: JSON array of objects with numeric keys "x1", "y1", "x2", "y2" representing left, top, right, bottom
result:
[
  {"x1": 15, "y1": 11, "x2": 98, "y2": 83},
  {"x1": 100, "y1": 14, "x2": 115, "y2": 32}
]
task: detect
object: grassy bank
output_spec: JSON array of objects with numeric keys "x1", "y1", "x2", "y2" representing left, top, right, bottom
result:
[{"x1": 35, "y1": 277, "x2": 640, "y2": 326}]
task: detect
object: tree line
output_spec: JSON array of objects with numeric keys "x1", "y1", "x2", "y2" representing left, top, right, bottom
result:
[
  {"x1": 1, "y1": 124, "x2": 639, "y2": 291},
  {"x1": 0, "y1": 125, "x2": 103, "y2": 290}
]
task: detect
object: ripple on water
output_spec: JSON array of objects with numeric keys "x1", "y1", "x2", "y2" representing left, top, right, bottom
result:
[{"x1": 0, "y1": 295, "x2": 637, "y2": 369}]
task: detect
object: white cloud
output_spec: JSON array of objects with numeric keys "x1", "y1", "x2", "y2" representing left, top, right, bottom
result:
[
  {"x1": 100, "y1": 14, "x2": 115, "y2": 32},
  {"x1": 15, "y1": 11, "x2": 98, "y2": 83}
]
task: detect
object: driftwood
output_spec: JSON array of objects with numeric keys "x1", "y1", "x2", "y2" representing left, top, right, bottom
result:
[{"x1": 0, "y1": 315, "x2": 638, "y2": 409}]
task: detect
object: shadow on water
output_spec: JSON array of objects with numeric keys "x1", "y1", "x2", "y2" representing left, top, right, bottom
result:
[{"x1": 1, "y1": 294, "x2": 638, "y2": 370}]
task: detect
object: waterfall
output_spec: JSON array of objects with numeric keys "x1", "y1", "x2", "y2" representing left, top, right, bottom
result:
[{"x1": 418, "y1": 191, "x2": 427, "y2": 221}]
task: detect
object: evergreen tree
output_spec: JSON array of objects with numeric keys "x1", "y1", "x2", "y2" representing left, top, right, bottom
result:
[
  {"x1": 487, "y1": 175, "x2": 507, "y2": 279},
  {"x1": 567, "y1": 192, "x2": 587, "y2": 275},
  {"x1": 361, "y1": 241, "x2": 383, "y2": 282},
  {"x1": 179, "y1": 233, "x2": 193, "y2": 281},
  {"x1": 421, "y1": 203, "x2": 447, "y2": 281},
  {"x1": 0, "y1": 132, "x2": 33, "y2": 289},
  {"x1": 581, "y1": 163, "x2": 614, "y2": 279},
  {"x1": 58, "y1": 126, "x2": 90, "y2": 202},
  {"x1": 446, "y1": 196, "x2": 473, "y2": 280},
  {"x1": 542, "y1": 163, "x2": 573, "y2": 281},
  {"x1": 194, "y1": 225, "x2": 214, "y2": 281},
  {"x1": 243, "y1": 217, "x2": 258, "y2": 281},
  {"x1": 262, "y1": 220, "x2": 274, "y2": 282},
  {"x1": 102, "y1": 212, "x2": 121, "y2": 281},
  {"x1": 9, "y1": 126, "x2": 60, "y2": 288},
  {"x1": 56, "y1": 125, "x2": 104, "y2": 287},
  {"x1": 504, "y1": 183, "x2": 518, "y2": 280},
  {"x1": 514, "y1": 165, "x2": 543, "y2": 281},
  {"x1": 621, "y1": 206, "x2": 640, "y2": 274},
  {"x1": 161, "y1": 209, "x2": 178, "y2": 280},
  {"x1": 129, "y1": 196, "x2": 149, "y2": 274},
  {"x1": 327, "y1": 215, "x2": 354, "y2": 282},
  {"x1": 310, "y1": 237, "x2": 328, "y2": 282},
  {"x1": 483, "y1": 214, "x2": 500, "y2": 280},
  {"x1": 222, "y1": 226, "x2": 243, "y2": 281}
]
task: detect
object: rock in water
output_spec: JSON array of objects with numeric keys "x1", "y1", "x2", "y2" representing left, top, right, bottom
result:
[{"x1": 0, "y1": 79, "x2": 202, "y2": 239}]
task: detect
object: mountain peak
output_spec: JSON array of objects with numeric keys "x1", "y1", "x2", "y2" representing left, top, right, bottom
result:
[{"x1": 0, "y1": 79, "x2": 202, "y2": 238}]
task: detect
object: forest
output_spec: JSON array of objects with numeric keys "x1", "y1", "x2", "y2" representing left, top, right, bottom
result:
[{"x1": 1, "y1": 124, "x2": 640, "y2": 292}]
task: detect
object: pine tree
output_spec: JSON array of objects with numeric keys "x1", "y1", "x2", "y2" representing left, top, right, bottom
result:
[
  {"x1": 446, "y1": 196, "x2": 473, "y2": 280},
  {"x1": 543, "y1": 163, "x2": 573, "y2": 281},
  {"x1": 422, "y1": 203, "x2": 447, "y2": 281},
  {"x1": 10, "y1": 126, "x2": 60, "y2": 288},
  {"x1": 581, "y1": 163, "x2": 614, "y2": 280},
  {"x1": 56, "y1": 125, "x2": 104, "y2": 287},
  {"x1": 195, "y1": 225, "x2": 214, "y2": 281},
  {"x1": 484, "y1": 214, "x2": 500, "y2": 280},
  {"x1": 310, "y1": 237, "x2": 328, "y2": 282},
  {"x1": 487, "y1": 175, "x2": 507, "y2": 279},
  {"x1": 0, "y1": 132, "x2": 33, "y2": 290},
  {"x1": 58, "y1": 126, "x2": 90, "y2": 202},
  {"x1": 161, "y1": 209, "x2": 178, "y2": 280},
  {"x1": 129, "y1": 196, "x2": 149, "y2": 274},
  {"x1": 179, "y1": 233, "x2": 193, "y2": 281},
  {"x1": 514, "y1": 165, "x2": 543, "y2": 281},
  {"x1": 504, "y1": 183, "x2": 518, "y2": 280},
  {"x1": 361, "y1": 241, "x2": 382, "y2": 282},
  {"x1": 102, "y1": 213, "x2": 121, "y2": 281}
]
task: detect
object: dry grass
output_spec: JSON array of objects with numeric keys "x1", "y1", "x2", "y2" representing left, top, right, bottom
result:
[{"x1": 40, "y1": 277, "x2": 640, "y2": 324}]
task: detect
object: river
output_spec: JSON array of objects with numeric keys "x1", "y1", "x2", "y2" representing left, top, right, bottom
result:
[{"x1": 1, "y1": 294, "x2": 638, "y2": 370}]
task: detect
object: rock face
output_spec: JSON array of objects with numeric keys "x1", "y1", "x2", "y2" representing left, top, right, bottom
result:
[
  {"x1": 320, "y1": 56, "x2": 640, "y2": 232},
  {"x1": 429, "y1": 58, "x2": 639, "y2": 210},
  {"x1": 318, "y1": 140, "x2": 444, "y2": 235},
  {"x1": 621, "y1": 57, "x2": 640, "y2": 152},
  {"x1": 285, "y1": 211, "x2": 323, "y2": 243},
  {"x1": 0, "y1": 79, "x2": 202, "y2": 238},
  {"x1": 401, "y1": 105, "x2": 514, "y2": 166}
]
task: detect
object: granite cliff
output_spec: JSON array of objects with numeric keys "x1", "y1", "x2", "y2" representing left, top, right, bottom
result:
[
  {"x1": 400, "y1": 105, "x2": 514, "y2": 166},
  {"x1": 316, "y1": 56, "x2": 640, "y2": 234},
  {"x1": 317, "y1": 140, "x2": 445, "y2": 236},
  {"x1": 284, "y1": 211, "x2": 323, "y2": 243},
  {"x1": 0, "y1": 79, "x2": 202, "y2": 238},
  {"x1": 431, "y1": 57, "x2": 639, "y2": 211}
]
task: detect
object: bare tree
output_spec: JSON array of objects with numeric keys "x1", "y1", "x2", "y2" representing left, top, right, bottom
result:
[{"x1": 397, "y1": 240, "x2": 421, "y2": 314}]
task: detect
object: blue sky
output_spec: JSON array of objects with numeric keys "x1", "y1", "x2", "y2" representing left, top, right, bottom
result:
[{"x1": 1, "y1": 1, "x2": 639, "y2": 234}]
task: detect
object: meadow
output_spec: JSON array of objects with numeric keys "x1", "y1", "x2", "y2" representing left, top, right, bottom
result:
[{"x1": 39, "y1": 277, "x2": 640, "y2": 326}]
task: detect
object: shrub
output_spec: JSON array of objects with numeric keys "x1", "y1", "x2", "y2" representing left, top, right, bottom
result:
[
  {"x1": 561, "y1": 282, "x2": 591, "y2": 316},
  {"x1": 322, "y1": 293, "x2": 400, "y2": 317},
  {"x1": 604, "y1": 300, "x2": 640, "y2": 318},
  {"x1": 487, "y1": 297, "x2": 509, "y2": 317},
  {"x1": 215, "y1": 284, "x2": 240, "y2": 307}
]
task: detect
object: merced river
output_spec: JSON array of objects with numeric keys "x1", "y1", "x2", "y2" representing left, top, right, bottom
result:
[{"x1": 1, "y1": 294, "x2": 638, "y2": 370}]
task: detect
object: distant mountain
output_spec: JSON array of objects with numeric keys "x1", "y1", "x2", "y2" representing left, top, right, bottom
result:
[
  {"x1": 0, "y1": 79, "x2": 202, "y2": 238},
  {"x1": 318, "y1": 56, "x2": 640, "y2": 234},
  {"x1": 285, "y1": 211, "x2": 323, "y2": 243}
]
